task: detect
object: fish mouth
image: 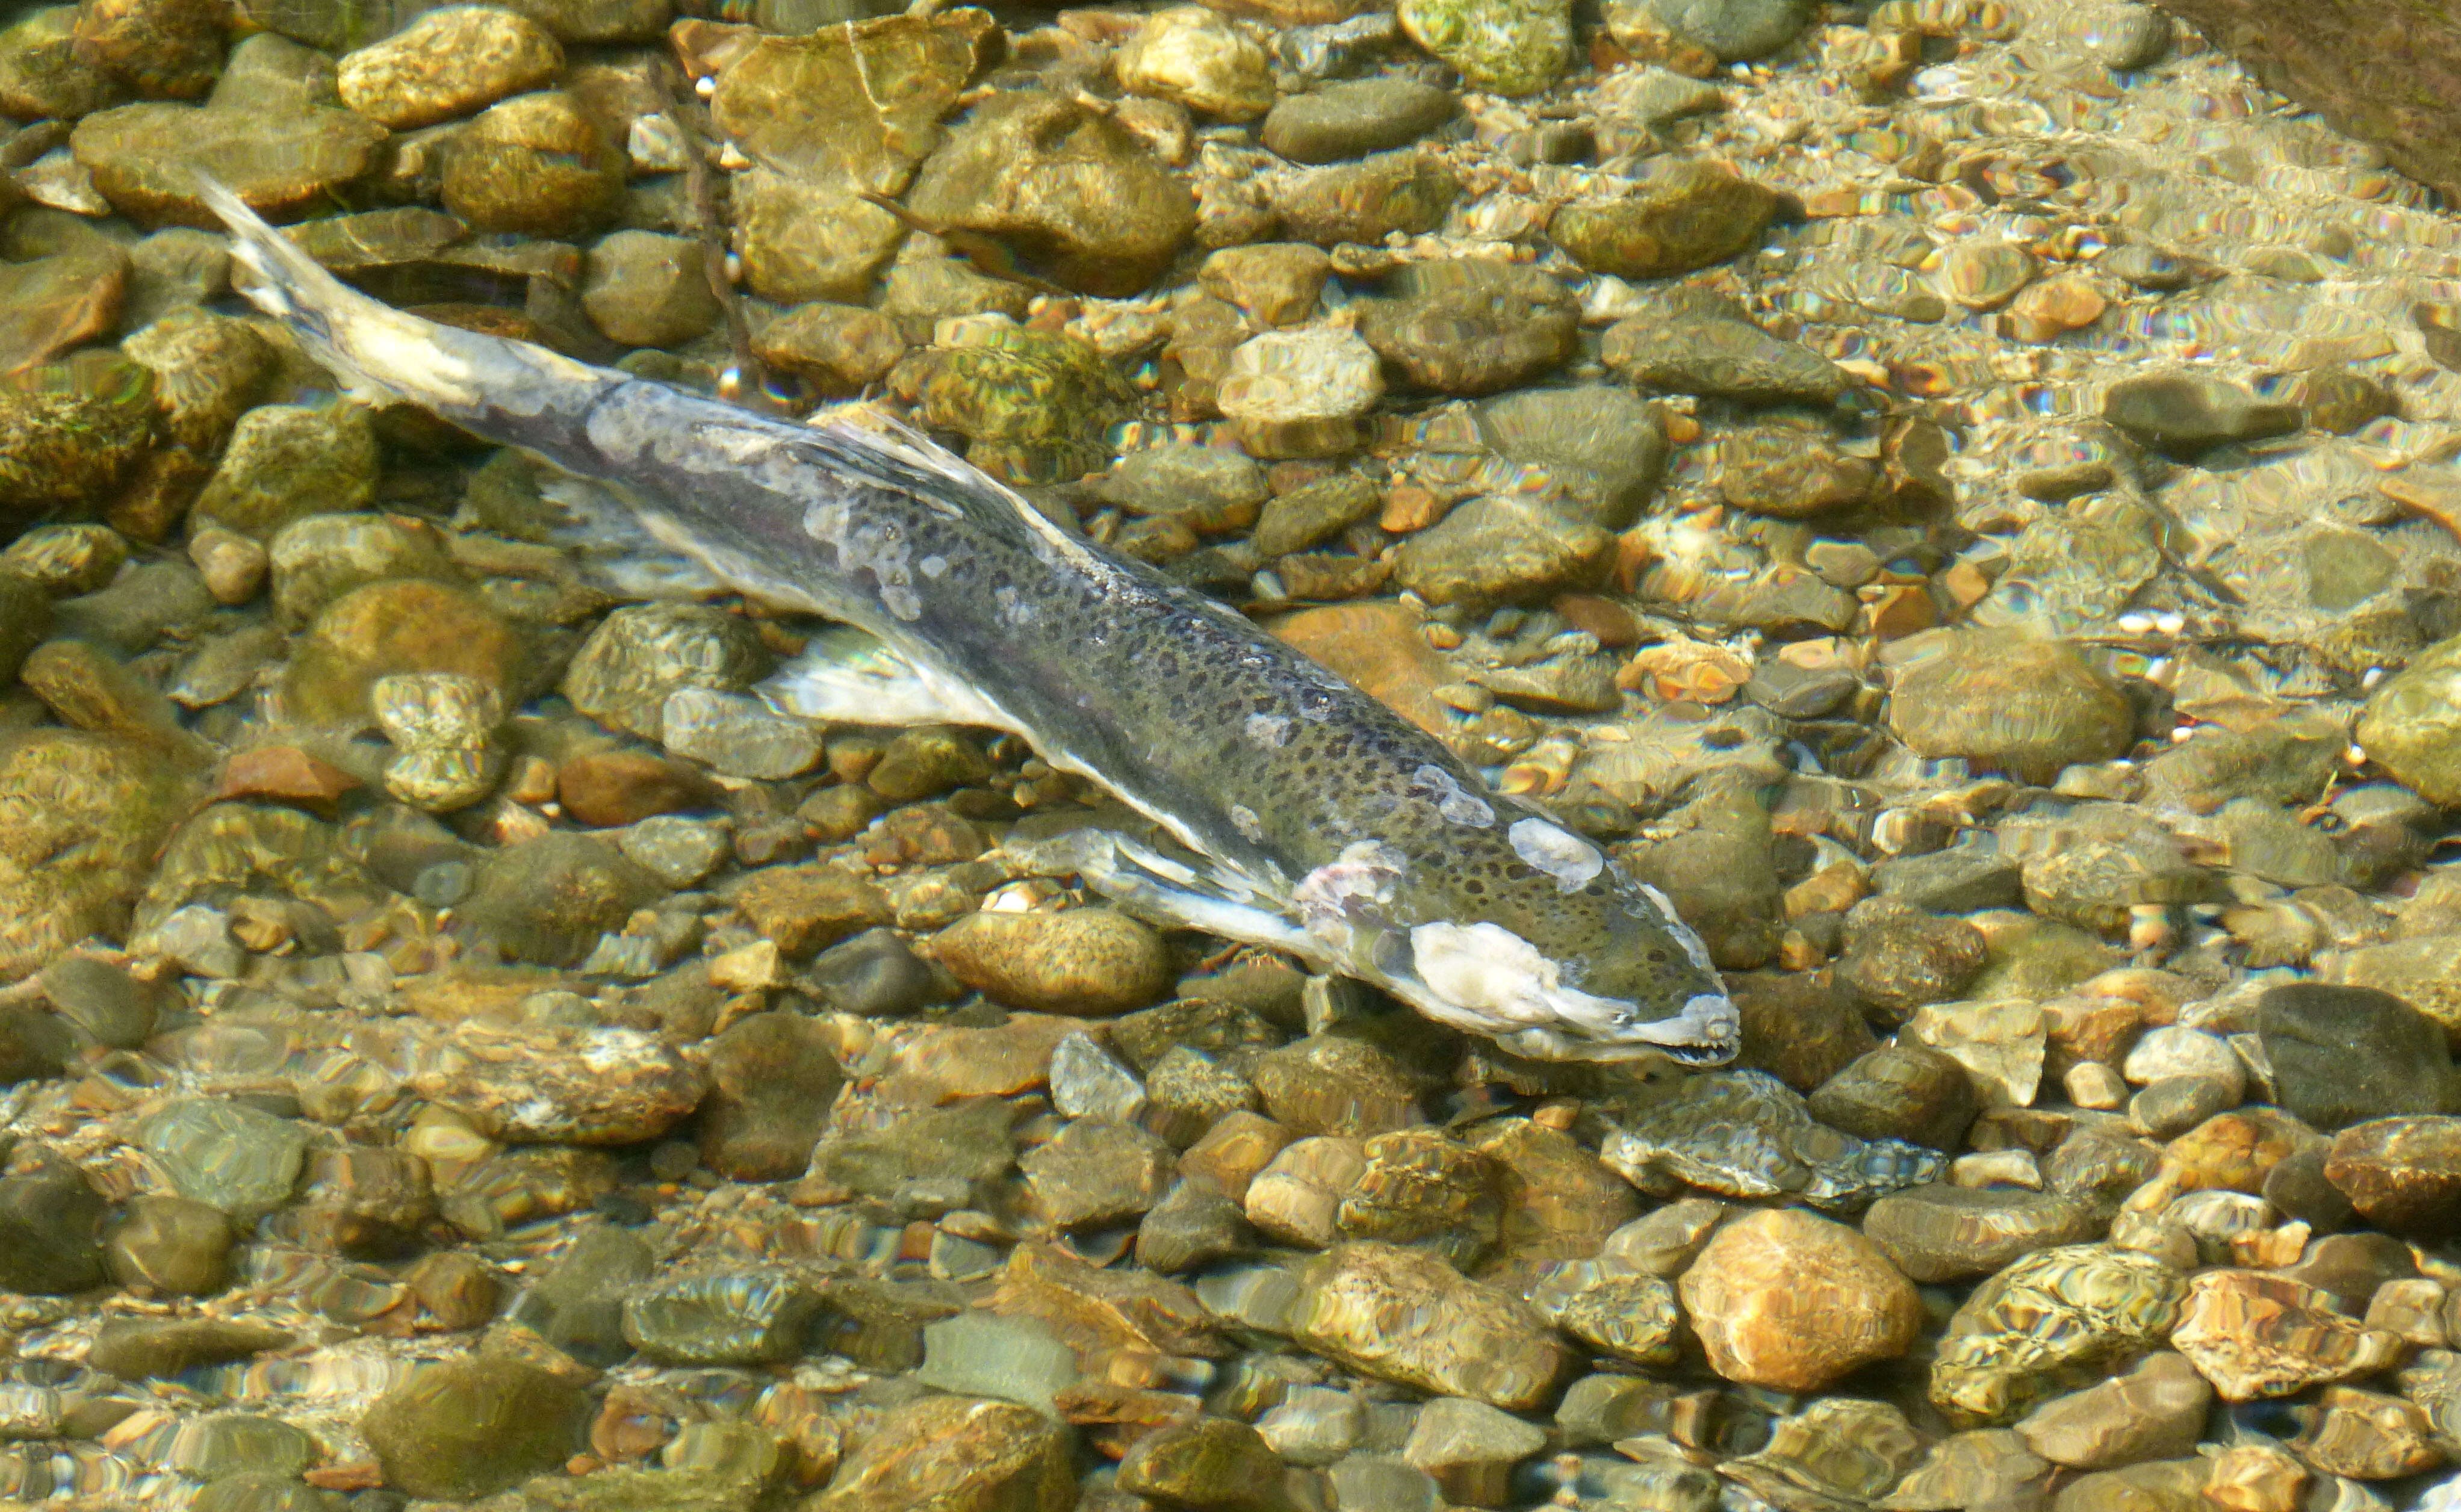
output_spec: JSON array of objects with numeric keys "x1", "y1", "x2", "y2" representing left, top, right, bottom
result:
[{"x1": 1399, "y1": 922, "x2": 1741, "y2": 1064}]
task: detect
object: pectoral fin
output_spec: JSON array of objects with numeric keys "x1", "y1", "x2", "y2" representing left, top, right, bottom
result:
[
  {"x1": 1006, "y1": 824, "x2": 1319, "y2": 959},
  {"x1": 757, "y1": 626, "x2": 1021, "y2": 732}
]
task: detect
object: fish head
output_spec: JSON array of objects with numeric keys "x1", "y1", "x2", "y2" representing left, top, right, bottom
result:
[{"x1": 1308, "y1": 811, "x2": 1738, "y2": 1064}]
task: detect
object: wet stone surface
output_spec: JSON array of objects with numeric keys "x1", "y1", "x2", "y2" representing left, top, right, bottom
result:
[{"x1": 11, "y1": 0, "x2": 2461, "y2": 1507}]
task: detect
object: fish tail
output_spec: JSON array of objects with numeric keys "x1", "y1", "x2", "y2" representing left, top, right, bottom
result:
[{"x1": 196, "y1": 174, "x2": 616, "y2": 430}]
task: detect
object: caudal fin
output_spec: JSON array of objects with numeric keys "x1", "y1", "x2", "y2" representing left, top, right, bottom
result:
[{"x1": 195, "y1": 173, "x2": 606, "y2": 418}]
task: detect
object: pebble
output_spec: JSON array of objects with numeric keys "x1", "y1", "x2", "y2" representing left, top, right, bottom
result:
[
  {"x1": 818, "y1": 1393, "x2": 1073, "y2": 1512},
  {"x1": 0, "y1": 1163, "x2": 108, "y2": 1295},
  {"x1": 2014, "y1": 1351, "x2": 2211, "y2": 1467},
  {"x1": 1679, "y1": 1206, "x2": 1922, "y2": 1390},
  {"x1": 1401, "y1": 1396, "x2": 1546, "y2": 1507},
  {"x1": 1261, "y1": 78, "x2": 1458, "y2": 164},
  {"x1": 1864, "y1": 1183, "x2": 2105, "y2": 1282},
  {"x1": 1887, "y1": 631, "x2": 2136, "y2": 784},
  {"x1": 1393, "y1": 494, "x2": 1611, "y2": 606},
  {"x1": 2324, "y1": 1117, "x2": 2461, "y2": 1232},
  {"x1": 1274, "y1": 150, "x2": 1460, "y2": 247},
  {"x1": 335, "y1": 5, "x2": 562, "y2": 129},
  {"x1": 1023, "y1": 1117, "x2": 1178, "y2": 1228},
  {"x1": 69, "y1": 102, "x2": 387, "y2": 226},
  {"x1": 1289, "y1": 1241, "x2": 1569, "y2": 1410},
  {"x1": 2169, "y1": 1269, "x2": 2406, "y2": 1399},
  {"x1": 1117, "y1": 7, "x2": 1273, "y2": 120},
  {"x1": 1359, "y1": 259, "x2": 1579, "y2": 396},
  {"x1": 1604, "y1": 308, "x2": 1850, "y2": 404},
  {"x1": 138, "y1": 1097, "x2": 309, "y2": 1220},
  {"x1": 1550, "y1": 160, "x2": 1780, "y2": 280},
  {"x1": 1396, "y1": 0, "x2": 1572, "y2": 96},
  {"x1": 1931, "y1": 1244, "x2": 2185, "y2": 1422},
  {"x1": 563, "y1": 601, "x2": 771, "y2": 745},
  {"x1": 1119, "y1": 1416, "x2": 1310, "y2": 1512},
  {"x1": 920, "y1": 907, "x2": 1170, "y2": 1015},
  {"x1": 752, "y1": 301, "x2": 907, "y2": 397},
  {"x1": 2357, "y1": 632, "x2": 2461, "y2": 807},
  {"x1": 2101, "y1": 369, "x2": 2303, "y2": 458},
  {"x1": 1616, "y1": 0, "x2": 1812, "y2": 60},
  {"x1": 580, "y1": 230, "x2": 723, "y2": 350},
  {"x1": 360, "y1": 1357, "x2": 590, "y2": 1501},
  {"x1": 191, "y1": 403, "x2": 380, "y2": 541},
  {"x1": 441, "y1": 90, "x2": 628, "y2": 238},
  {"x1": 1096, "y1": 444, "x2": 1270, "y2": 534},
  {"x1": 1217, "y1": 326, "x2": 1386, "y2": 457}
]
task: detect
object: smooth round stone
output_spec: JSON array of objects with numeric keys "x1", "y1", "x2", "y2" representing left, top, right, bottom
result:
[
  {"x1": 2129, "y1": 1075, "x2": 2241, "y2": 1141},
  {"x1": 511, "y1": 1223, "x2": 655, "y2": 1364},
  {"x1": 0, "y1": 1165, "x2": 108, "y2": 1294},
  {"x1": 267, "y1": 513, "x2": 456, "y2": 631},
  {"x1": 336, "y1": 5, "x2": 562, "y2": 129},
  {"x1": 1393, "y1": 494, "x2": 1611, "y2": 607},
  {"x1": 2259, "y1": 983, "x2": 2458, "y2": 1130},
  {"x1": 903, "y1": 88, "x2": 1194, "y2": 299},
  {"x1": 138, "y1": 1097, "x2": 309, "y2": 1220},
  {"x1": 1681, "y1": 1207, "x2": 1921, "y2": 1391},
  {"x1": 920, "y1": 908, "x2": 1170, "y2": 1016},
  {"x1": 1337, "y1": 1127, "x2": 1503, "y2": 1269},
  {"x1": 39, "y1": 953, "x2": 158, "y2": 1048},
  {"x1": 1252, "y1": 472, "x2": 1380, "y2": 557},
  {"x1": 282, "y1": 578, "x2": 526, "y2": 727},
  {"x1": 1358, "y1": 260, "x2": 1580, "y2": 398},
  {"x1": 1863, "y1": 1185, "x2": 2105, "y2": 1284},
  {"x1": 580, "y1": 229, "x2": 722, "y2": 350},
  {"x1": 1261, "y1": 78, "x2": 1457, "y2": 164},
  {"x1": 1094, "y1": 444, "x2": 1268, "y2": 534},
  {"x1": 90, "y1": 1318, "x2": 292, "y2": 1379},
  {"x1": 698, "y1": 1011, "x2": 845, "y2": 1180},
  {"x1": 826, "y1": 1395, "x2": 1074, "y2": 1511},
  {"x1": 106, "y1": 1194, "x2": 234, "y2": 1296},
  {"x1": 749, "y1": 300, "x2": 907, "y2": 398},
  {"x1": 1887, "y1": 630, "x2": 2135, "y2": 784},
  {"x1": 167, "y1": 1412, "x2": 319, "y2": 1478},
  {"x1": 616, "y1": 815, "x2": 728, "y2": 888},
  {"x1": 1116, "y1": 6, "x2": 1271, "y2": 120},
  {"x1": 459, "y1": 831, "x2": 667, "y2": 968},
  {"x1": 1836, "y1": 897, "x2": 1987, "y2": 1015},
  {"x1": 1272, "y1": 151, "x2": 1460, "y2": 248},
  {"x1": 1603, "y1": 313, "x2": 1849, "y2": 404},
  {"x1": 2100, "y1": 369, "x2": 2301, "y2": 458},
  {"x1": 2356, "y1": 632, "x2": 2461, "y2": 807},
  {"x1": 622, "y1": 1268, "x2": 820, "y2": 1365},
  {"x1": 69, "y1": 103, "x2": 388, "y2": 228},
  {"x1": 361, "y1": 1357, "x2": 589, "y2": 1500},
  {"x1": 1809, "y1": 1044, "x2": 1979, "y2": 1152},
  {"x1": 659, "y1": 687, "x2": 823, "y2": 779},
  {"x1": 1550, "y1": 160, "x2": 1780, "y2": 280},
  {"x1": 1119, "y1": 1416, "x2": 1300, "y2": 1511},
  {"x1": 1618, "y1": 0, "x2": 1811, "y2": 60}
]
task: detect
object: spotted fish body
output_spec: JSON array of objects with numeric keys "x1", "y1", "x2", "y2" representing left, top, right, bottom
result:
[{"x1": 203, "y1": 182, "x2": 1737, "y2": 1064}]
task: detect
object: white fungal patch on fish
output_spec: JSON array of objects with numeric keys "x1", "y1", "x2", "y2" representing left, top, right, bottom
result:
[
  {"x1": 805, "y1": 497, "x2": 922, "y2": 621},
  {"x1": 1293, "y1": 841, "x2": 1406, "y2": 944},
  {"x1": 1245, "y1": 712, "x2": 1293, "y2": 748},
  {"x1": 1230, "y1": 804, "x2": 1265, "y2": 843},
  {"x1": 995, "y1": 584, "x2": 1037, "y2": 628},
  {"x1": 1508, "y1": 817, "x2": 1604, "y2": 893},
  {"x1": 920, "y1": 554, "x2": 949, "y2": 578},
  {"x1": 1638, "y1": 881, "x2": 1719, "y2": 973},
  {"x1": 1411, "y1": 764, "x2": 1497, "y2": 828}
]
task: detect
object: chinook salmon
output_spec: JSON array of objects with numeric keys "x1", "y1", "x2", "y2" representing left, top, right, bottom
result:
[{"x1": 202, "y1": 181, "x2": 1737, "y2": 1065}]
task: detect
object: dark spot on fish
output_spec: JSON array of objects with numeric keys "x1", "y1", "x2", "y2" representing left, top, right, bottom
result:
[
  {"x1": 1583, "y1": 884, "x2": 1607, "y2": 897},
  {"x1": 1646, "y1": 949, "x2": 1668, "y2": 963}
]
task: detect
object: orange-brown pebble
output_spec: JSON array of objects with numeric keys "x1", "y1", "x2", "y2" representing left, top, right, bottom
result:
[
  {"x1": 1553, "y1": 593, "x2": 1643, "y2": 647},
  {"x1": 1678, "y1": 1207, "x2": 1922, "y2": 1391},
  {"x1": 216, "y1": 745, "x2": 361, "y2": 818},
  {"x1": 2003, "y1": 275, "x2": 2109, "y2": 342},
  {"x1": 556, "y1": 750, "x2": 715, "y2": 828},
  {"x1": 1379, "y1": 484, "x2": 1447, "y2": 533}
]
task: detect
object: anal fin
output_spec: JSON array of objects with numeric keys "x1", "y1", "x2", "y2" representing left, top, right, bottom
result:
[{"x1": 1006, "y1": 825, "x2": 1320, "y2": 960}]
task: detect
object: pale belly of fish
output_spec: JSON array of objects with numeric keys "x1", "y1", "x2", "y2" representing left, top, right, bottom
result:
[{"x1": 200, "y1": 179, "x2": 1739, "y2": 1066}]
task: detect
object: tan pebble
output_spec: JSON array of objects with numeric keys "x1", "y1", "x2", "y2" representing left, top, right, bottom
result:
[
  {"x1": 2003, "y1": 274, "x2": 2108, "y2": 342},
  {"x1": 1679, "y1": 1208, "x2": 1921, "y2": 1392},
  {"x1": 2065, "y1": 1061, "x2": 2129, "y2": 1110},
  {"x1": 2168, "y1": 1269, "x2": 2406, "y2": 1401},
  {"x1": 188, "y1": 525, "x2": 267, "y2": 606},
  {"x1": 2203, "y1": 1441, "x2": 2308, "y2": 1512},
  {"x1": 921, "y1": 907, "x2": 1171, "y2": 1016}
]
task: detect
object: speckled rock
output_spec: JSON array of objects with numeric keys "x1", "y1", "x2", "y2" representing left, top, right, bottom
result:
[
  {"x1": 1680, "y1": 1206, "x2": 1922, "y2": 1390},
  {"x1": 1022, "y1": 1117, "x2": 1178, "y2": 1228},
  {"x1": 361, "y1": 1357, "x2": 589, "y2": 1501},
  {"x1": 2171, "y1": 1270, "x2": 2406, "y2": 1401},
  {"x1": 0, "y1": 730, "x2": 193, "y2": 981},
  {"x1": 424, "y1": 1023, "x2": 703, "y2": 1143},
  {"x1": 920, "y1": 908, "x2": 1170, "y2": 1015},
  {"x1": 336, "y1": 5, "x2": 562, "y2": 129},
  {"x1": 1717, "y1": 418, "x2": 1878, "y2": 517},
  {"x1": 459, "y1": 831, "x2": 668, "y2": 968},
  {"x1": 891, "y1": 326, "x2": 1132, "y2": 484},
  {"x1": 442, "y1": 90, "x2": 627, "y2": 238},
  {"x1": 1931, "y1": 1245, "x2": 2185, "y2": 1423},
  {"x1": 1888, "y1": 631, "x2": 2136, "y2": 784},
  {"x1": 1290, "y1": 1241, "x2": 1569, "y2": 1410},
  {"x1": 1397, "y1": 0, "x2": 1572, "y2": 95},
  {"x1": 1550, "y1": 160, "x2": 1781, "y2": 280},
  {"x1": 733, "y1": 170, "x2": 905, "y2": 306},
  {"x1": 751, "y1": 301, "x2": 907, "y2": 398},
  {"x1": 1838, "y1": 897, "x2": 1989, "y2": 1015},
  {"x1": 282, "y1": 578, "x2": 525, "y2": 727}
]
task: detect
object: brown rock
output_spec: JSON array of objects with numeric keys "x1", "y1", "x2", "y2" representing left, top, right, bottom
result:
[
  {"x1": 0, "y1": 249, "x2": 128, "y2": 377},
  {"x1": 730, "y1": 866, "x2": 892, "y2": 958},
  {"x1": 1290, "y1": 1241, "x2": 1569, "y2": 1410},
  {"x1": 920, "y1": 908, "x2": 1172, "y2": 1016},
  {"x1": 2286, "y1": 1386, "x2": 2445, "y2": 1479},
  {"x1": 2013, "y1": 1351, "x2": 2212, "y2": 1468},
  {"x1": 808, "y1": 1393, "x2": 1075, "y2": 1512},
  {"x1": 1249, "y1": 1034, "x2": 1425, "y2": 1136},
  {"x1": 555, "y1": 749, "x2": 716, "y2": 827},
  {"x1": 1264, "y1": 600, "x2": 1453, "y2": 738},
  {"x1": 2145, "y1": 0, "x2": 2461, "y2": 203},
  {"x1": 213, "y1": 745, "x2": 360, "y2": 818},
  {"x1": 2168, "y1": 1270, "x2": 2406, "y2": 1401},
  {"x1": 2324, "y1": 1115, "x2": 2461, "y2": 1231},
  {"x1": 1678, "y1": 1207, "x2": 1922, "y2": 1392}
]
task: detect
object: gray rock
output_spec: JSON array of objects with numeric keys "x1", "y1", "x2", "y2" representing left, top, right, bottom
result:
[
  {"x1": 2102, "y1": 369, "x2": 2301, "y2": 457},
  {"x1": 1393, "y1": 494, "x2": 1609, "y2": 606},
  {"x1": 360, "y1": 1357, "x2": 589, "y2": 1501},
  {"x1": 622, "y1": 1268, "x2": 820, "y2": 1365},
  {"x1": 138, "y1": 1097, "x2": 308, "y2": 1220},
  {"x1": 2261, "y1": 983, "x2": 2461, "y2": 1130},
  {"x1": 1603, "y1": 314, "x2": 1849, "y2": 403},
  {"x1": 0, "y1": 1164, "x2": 108, "y2": 1295},
  {"x1": 1619, "y1": 0, "x2": 1814, "y2": 60},
  {"x1": 1262, "y1": 77, "x2": 1458, "y2": 164}
]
